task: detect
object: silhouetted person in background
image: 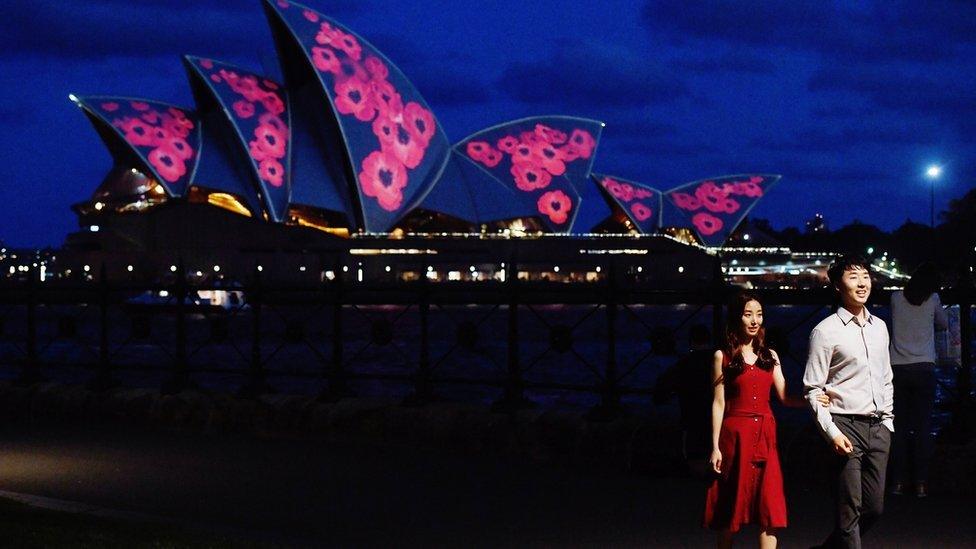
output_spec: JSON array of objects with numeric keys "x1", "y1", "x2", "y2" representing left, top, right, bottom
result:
[
  {"x1": 888, "y1": 262, "x2": 948, "y2": 498},
  {"x1": 654, "y1": 324, "x2": 713, "y2": 476}
]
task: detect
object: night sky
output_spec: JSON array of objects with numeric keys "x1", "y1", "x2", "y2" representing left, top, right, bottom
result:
[{"x1": 1, "y1": 0, "x2": 974, "y2": 247}]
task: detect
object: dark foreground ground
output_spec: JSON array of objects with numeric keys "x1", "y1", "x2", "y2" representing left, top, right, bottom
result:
[{"x1": 2, "y1": 421, "x2": 975, "y2": 548}]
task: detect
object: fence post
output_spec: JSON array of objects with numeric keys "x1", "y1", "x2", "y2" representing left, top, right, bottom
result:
[
  {"x1": 162, "y1": 262, "x2": 189, "y2": 394},
  {"x1": 88, "y1": 262, "x2": 114, "y2": 391},
  {"x1": 320, "y1": 257, "x2": 349, "y2": 402},
  {"x1": 492, "y1": 253, "x2": 530, "y2": 412},
  {"x1": 712, "y1": 256, "x2": 726, "y2": 349},
  {"x1": 404, "y1": 271, "x2": 433, "y2": 406},
  {"x1": 588, "y1": 258, "x2": 623, "y2": 421},
  {"x1": 239, "y1": 264, "x2": 271, "y2": 398},
  {"x1": 17, "y1": 265, "x2": 43, "y2": 385}
]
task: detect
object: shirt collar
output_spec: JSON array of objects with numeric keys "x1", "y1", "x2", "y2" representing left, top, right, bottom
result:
[{"x1": 836, "y1": 306, "x2": 873, "y2": 326}]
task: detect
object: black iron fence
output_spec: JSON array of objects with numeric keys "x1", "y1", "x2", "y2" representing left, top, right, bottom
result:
[{"x1": 1, "y1": 260, "x2": 972, "y2": 420}]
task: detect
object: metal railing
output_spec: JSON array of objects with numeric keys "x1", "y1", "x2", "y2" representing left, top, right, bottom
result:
[{"x1": 1, "y1": 258, "x2": 972, "y2": 421}]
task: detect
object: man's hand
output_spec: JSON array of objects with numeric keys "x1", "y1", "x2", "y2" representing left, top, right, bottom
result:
[
  {"x1": 832, "y1": 433, "x2": 854, "y2": 455},
  {"x1": 709, "y1": 448, "x2": 722, "y2": 474},
  {"x1": 816, "y1": 393, "x2": 831, "y2": 407}
]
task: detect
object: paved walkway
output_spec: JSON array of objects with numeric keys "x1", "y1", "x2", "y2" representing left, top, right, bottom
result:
[{"x1": 1, "y1": 422, "x2": 974, "y2": 547}]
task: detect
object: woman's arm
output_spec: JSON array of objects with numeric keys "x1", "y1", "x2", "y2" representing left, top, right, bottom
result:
[
  {"x1": 772, "y1": 349, "x2": 828, "y2": 408},
  {"x1": 709, "y1": 350, "x2": 725, "y2": 473}
]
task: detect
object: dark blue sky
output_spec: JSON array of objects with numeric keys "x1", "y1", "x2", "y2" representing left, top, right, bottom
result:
[{"x1": 1, "y1": 0, "x2": 974, "y2": 247}]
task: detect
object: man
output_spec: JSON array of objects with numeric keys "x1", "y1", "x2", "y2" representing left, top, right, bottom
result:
[{"x1": 803, "y1": 255, "x2": 894, "y2": 549}]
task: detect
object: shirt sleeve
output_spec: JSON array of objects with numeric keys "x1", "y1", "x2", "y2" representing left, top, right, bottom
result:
[
  {"x1": 880, "y1": 325, "x2": 895, "y2": 432},
  {"x1": 803, "y1": 327, "x2": 842, "y2": 441}
]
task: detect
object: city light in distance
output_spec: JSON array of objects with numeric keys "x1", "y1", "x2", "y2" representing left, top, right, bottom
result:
[
  {"x1": 170, "y1": 265, "x2": 177, "y2": 272},
  {"x1": 126, "y1": 265, "x2": 133, "y2": 272}
]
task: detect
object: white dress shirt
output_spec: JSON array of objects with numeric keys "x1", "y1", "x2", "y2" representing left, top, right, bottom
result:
[
  {"x1": 803, "y1": 307, "x2": 895, "y2": 441},
  {"x1": 889, "y1": 291, "x2": 948, "y2": 366}
]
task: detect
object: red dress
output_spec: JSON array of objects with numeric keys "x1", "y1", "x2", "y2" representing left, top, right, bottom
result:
[{"x1": 703, "y1": 356, "x2": 787, "y2": 532}]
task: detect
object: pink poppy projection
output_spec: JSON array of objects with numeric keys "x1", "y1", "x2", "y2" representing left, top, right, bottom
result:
[
  {"x1": 664, "y1": 174, "x2": 781, "y2": 246},
  {"x1": 591, "y1": 173, "x2": 661, "y2": 234},
  {"x1": 185, "y1": 56, "x2": 291, "y2": 222},
  {"x1": 268, "y1": 0, "x2": 450, "y2": 232},
  {"x1": 455, "y1": 117, "x2": 604, "y2": 232},
  {"x1": 75, "y1": 96, "x2": 200, "y2": 197}
]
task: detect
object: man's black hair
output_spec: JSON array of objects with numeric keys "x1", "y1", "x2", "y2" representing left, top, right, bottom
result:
[{"x1": 827, "y1": 254, "x2": 872, "y2": 288}]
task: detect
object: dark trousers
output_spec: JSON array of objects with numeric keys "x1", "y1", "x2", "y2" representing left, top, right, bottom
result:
[
  {"x1": 890, "y1": 364, "x2": 937, "y2": 485},
  {"x1": 824, "y1": 414, "x2": 891, "y2": 549}
]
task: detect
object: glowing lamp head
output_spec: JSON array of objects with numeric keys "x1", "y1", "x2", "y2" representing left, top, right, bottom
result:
[{"x1": 925, "y1": 165, "x2": 941, "y2": 179}]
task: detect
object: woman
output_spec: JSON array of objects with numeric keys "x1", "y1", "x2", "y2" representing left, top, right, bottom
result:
[
  {"x1": 889, "y1": 262, "x2": 948, "y2": 498},
  {"x1": 703, "y1": 292, "x2": 827, "y2": 549}
]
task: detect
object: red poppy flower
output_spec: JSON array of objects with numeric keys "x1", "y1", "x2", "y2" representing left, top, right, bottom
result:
[
  {"x1": 140, "y1": 110, "x2": 160, "y2": 124},
  {"x1": 630, "y1": 202, "x2": 652, "y2": 222},
  {"x1": 466, "y1": 141, "x2": 491, "y2": 162},
  {"x1": 263, "y1": 79, "x2": 279, "y2": 90},
  {"x1": 259, "y1": 93, "x2": 285, "y2": 116},
  {"x1": 249, "y1": 140, "x2": 269, "y2": 162},
  {"x1": 334, "y1": 30, "x2": 362, "y2": 61},
  {"x1": 218, "y1": 68, "x2": 238, "y2": 82},
  {"x1": 403, "y1": 102, "x2": 435, "y2": 146},
  {"x1": 131, "y1": 101, "x2": 150, "y2": 111},
  {"x1": 335, "y1": 56, "x2": 369, "y2": 83},
  {"x1": 161, "y1": 136, "x2": 193, "y2": 160},
  {"x1": 100, "y1": 102, "x2": 119, "y2": 112},
  {"x1": 534, "y1": 124, "x2": 568, "y2": 144},
  {"x1": 364, "y1": 56, "x2": 389, "y2": 81},
  {"x1": 253, "y1": 124, "x2": 286, "y2": 159},
  {"x1": 565, "y1": 129, "x2": 595, "y2": 160},
  {"x1": 232, "y1": 100, "x2": 255, "y2": 119},
  {"x1": 259, "y1": 158, "x2": 285, "y2": 187},
  {"x1": 148, "y1": 146, "x2": 187, "y2": 183},
  {"x1": 161, "y1": 114, "x2": 190, "y2": 139},
  {"x1": 118, "y1": 117, "x2": 156, "y2": 147},
  {"x1": 210, "y1": 74, "x2": 222, "y2": 83},
  {"x1": 373, "y1": 114, "x2": 425, "y2": 169},
  {"x1": 537, "y1": 190, "x2": 572, "y2": 225},
  {"x1": 276, "y1": 0, "x2": 289, "y2": 7},
  {"x1": 511, "y1": 163, "x2": 552, "y2": 191},
  {"x1": 148, "y1": 126, "x2": 171, "y2": 146},
  {"x1": 510, "y1": 142, "x2": 538, "y2": 165},
  {"x1": 733, "y1": 180, "x2": 763, "y2": 198},
  {"x1": 200, "y1": 58, "x2": 214, "y2": 69},
  {"x1": 303, "y1": 9, "x2": 319, "y2": 22},
  {"x1": 692, "y1": 212, "x2": 723, "y2": 236},
  {"x1": 315, "y1": 21, "x2": 341, "y2": 47},
  {"x1": 671, "y1": 192, "x2": 701, "y2": 210},
  {"x1": 496, "y1": 135, "x2": 519, "y2": 154},
  {"x1": 359, "y1": 150, "x2": 408, "y2": 212},
  {"x1": 229, "y1": 75, "x2": 264, "y2": 102},
  {"x1": 467, "y1": 142, "x2": 502, "y2": 167},
  {"x1": 369, "y1": 79, "x2": 403, "y2": 118},
  {"x1": 556, "y1": 143, "x2": 580, "y2": 162},
  {"x1": 634, "y1": 188, "x2": 654, "y2": 200},
  {"x1": 335, "y1": 77, "x2": 376, "y2": 122},
  {"x1": 167, "y1": 108, "x2": 194, "y2": 130},
  {"x1": 258, "y1": 113, "x2": 288, "y2": 138},
  {"x1": 311, "y1": 46, "x2": 340, "y2": 75},
  {"x1": 695, "y1": 182, "x2": 729, "y2": 213},
  {"x1": 530, "y1": 140, "x2": 566, "y2": 176},
  {"x1": 718, "y1": 197, "x2": 740, "y2": 214},
  {"x1": 602, "y1": 178, "x2": 633, "y2": 202}
]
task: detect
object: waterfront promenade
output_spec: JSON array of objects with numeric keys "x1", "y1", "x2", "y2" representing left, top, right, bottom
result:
[{"x1": 2, "y1": 410, "x2": 975, "y2": 547}]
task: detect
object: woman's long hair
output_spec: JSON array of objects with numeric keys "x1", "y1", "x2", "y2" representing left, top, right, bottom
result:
[
  {"x1": 904, "y1": 262, "x2": 940, "y2": 306},
  {"x1": 723, "y1": 291, "x2": 776, "y2": 377}
]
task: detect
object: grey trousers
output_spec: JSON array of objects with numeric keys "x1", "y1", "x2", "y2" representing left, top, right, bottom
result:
[{"x1": 824, "y1": 414, "x2": 892, "y2": 549}]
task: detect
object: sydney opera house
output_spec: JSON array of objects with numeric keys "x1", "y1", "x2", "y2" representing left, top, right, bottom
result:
[{"x1": 64, "y1": 0, "x2": 787, "y2": 286}]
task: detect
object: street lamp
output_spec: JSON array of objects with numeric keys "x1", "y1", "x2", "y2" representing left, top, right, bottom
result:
[{"x1": 925, "y1": 164, "x2": 941, "y2": 227}]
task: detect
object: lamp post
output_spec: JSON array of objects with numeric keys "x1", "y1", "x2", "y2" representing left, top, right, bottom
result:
[{"x1": 925, "y1": 164, "x2": 941, "y2": 227}]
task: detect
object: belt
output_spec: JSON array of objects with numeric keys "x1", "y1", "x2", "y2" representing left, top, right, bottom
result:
[{"x1": 832, "y1": 413, "x2": 883, "y2": 424}]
